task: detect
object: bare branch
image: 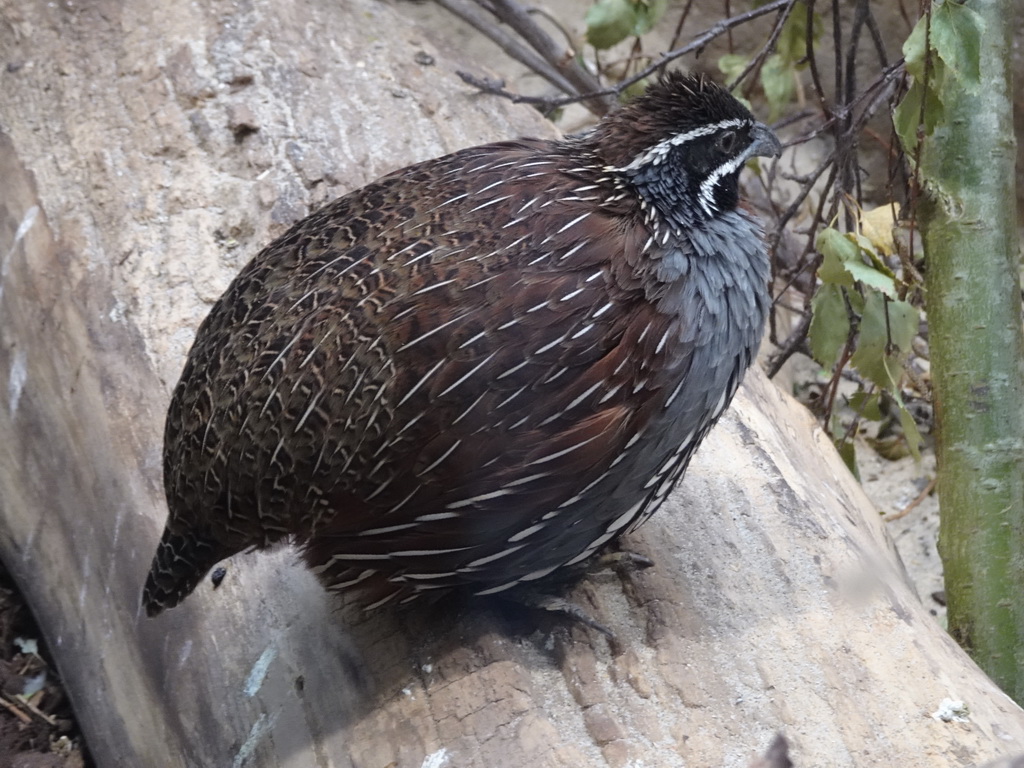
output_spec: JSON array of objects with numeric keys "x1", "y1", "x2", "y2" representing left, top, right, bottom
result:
[
  {"x1": 623, "y1": 0, "x2": 792, "y2": 90},
  {"x1": 726, "y1": 0, "x2": 803, "y2": 92},
  {"x1": 435, "y1": 0, "x2": 578, "y2": 95},
  {"x1": 766, "y1": 310, "x2": 812, "y2": 378},
  {"x1": 805, "y1": 0, "x2": 831, "y2": 117},
  {"x1": 455, "y1": 70, "x2": 568, "y2": 108},
  {"x1": 448, "y1": 0, "x2": 792, "y2": 113},
  {"x1": 484, "y1": 0, "x2": 616, "y2": 114},
  {"x1": 666, "y1": 0, "x2": 698, "y2": 59}
]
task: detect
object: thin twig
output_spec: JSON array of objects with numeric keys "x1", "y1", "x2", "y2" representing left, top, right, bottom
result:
[
  {"x1": 485, "y1": 0, "x2": 615, "y2": 113},
  {"x1": 884, "y1": 475, "x2": 937, "y2": 522},
  {"x1": 822, "y1": 329, "x2": 857, "y2": 420},
  {"x1": 1, "y1": 692, "x2": 55, "y2": 725},
  {"x1": 805, "y1": 0, "x2": 830, "y2": 117},
  {"x1": 864, "y1": 2, "x2": 890, "y2": 69},
  {"x1": 841, "y1": 382, "x2": 876, "y2": 446},
  {"x1": 435, "y1": 0, "x2": 578, "y2": 95},
  {"x1": 844, "y1": 0, "x2": 870, "y2": 204},
  {"x1": 766, "y1": 311, "x2": 812, "y2": 377},
  {"x1": 774, "y1": 153, "x2": 836, "y2": 235},
  {"x1": 455, "y1": 71, "x2": 573, "y2": 108},
  {"x1": 666, "y1": 0, "x2": 698, "y2": 60},
  {"x1": 0, "y1": 695, "x2": 32, "y2": 725},
  {"x1": 784, "y1": 58, "x2": 905, "y2": 147},
  {"x1": 728, "y1": 0, "x2": 802, "y2": 92},
  {"x1": 905, "y1": 4, "x2": 934, "y2": 289},
  {"x1": 525, "y1": 5, "x2": 578, "y2": 53},
  {"x1": 619, "y1": 0, "x2": 792, "y2": 91},
  {"x1": 17, "y1": 694, "x2": 57, "y2": 725},
  {"x1": 453, "y1": 0, "x2": 791, "y2": 112}
]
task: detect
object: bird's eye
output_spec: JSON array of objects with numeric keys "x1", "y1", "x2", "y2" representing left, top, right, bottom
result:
[{"x1": 716, "y1": 130, "x2": 739, "y2": 154}]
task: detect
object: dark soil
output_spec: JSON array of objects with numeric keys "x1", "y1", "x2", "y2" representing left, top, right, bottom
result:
[{"x1": 0, "y1": 563, "x2": 90, "y2": 768}]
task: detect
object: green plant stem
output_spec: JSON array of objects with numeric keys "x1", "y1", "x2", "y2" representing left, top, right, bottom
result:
[{"x1": 920, "y1": 0, "x2": 1024, "y2": 702}]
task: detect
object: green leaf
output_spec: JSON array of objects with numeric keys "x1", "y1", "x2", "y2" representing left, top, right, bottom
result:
[
  {"x1": 894, "y1": 2, "x2": 981, "y2": 149},
  {"x1": 829, "y1": 414, "x2": 859, "y2": 478},
  {"x1": 838, "y1": 440, "x2": 858, "y2": 477},
  {"x1": 817, "y1": 227, "x2": 858, "y2": 260},
  {"x1": 817, "y1": 227, "x2": 900, "y2": 297},
  {"x1": 586, "y1": 0, "x2": 637, "y2": 49},
  {"x1": 902, "y1": 13, "x2": 929, "y2": 79},
  {"x1": 717, "y1": 53, "x2": 748, "y2": 86},
  {"x1": 850, "y1": 290, "x2": 894, "y2": 389},
  {"x1": 632, "y1": 0, "x2": 668, "y2": 36},
  {"x1": 809, "y1": 284, "x2": 850, "y2": 368},
  {"x1": 585, "y1": 0, "x2": 667, "y2": 49},
  {"x1": 775, "y1": 1, "x2": 820, "y2": 64},
  {"x1": 849, "y1": 292, "x2": 920, "y2": 390},
  {"x1": 897, "y1": 400, "x2": 924, "y2": 460},
  {"x1": 931, "y1": 0, "x2": 984, "y2": 86},
  {"x1": 817, "y1": 227, "x2": 856, "y2": 287},
  {"x1": 844, "y1": 259, "x2": 897, "y2": 299},
  {"x1": 846, "y1": 287, "x2": 865, "y2": 315},
  {"x1": 885, "y1": 297, "x2": 919, "y2": 355},
  {"x1": 760, "y1": 53, "x2": 795, "y2": 121},
  {"x1": 849, "y1": 390, "x2": 883, "y2": 421},
  {"x1": 893, "y1": 71, "x2": 946, "y2": 150},
  {"x1": 893, "y1": 80, "x2": 923, "y2": 153}
]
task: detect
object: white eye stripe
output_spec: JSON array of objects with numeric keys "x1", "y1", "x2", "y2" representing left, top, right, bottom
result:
[
  {"x1": 697, "y1": 150, "x2": 750, "y2": 218},
  {"x1": 609, "y1": 118, "x2": 751, "y2": 173}
]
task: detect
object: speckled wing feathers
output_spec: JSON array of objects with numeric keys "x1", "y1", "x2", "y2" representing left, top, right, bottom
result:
[
  {"x1": 144, "y1": 74, "x2": 778, "y2": 616},
  {"x1": 148, "y1": 140, "x2": 701, "y2": 611}
]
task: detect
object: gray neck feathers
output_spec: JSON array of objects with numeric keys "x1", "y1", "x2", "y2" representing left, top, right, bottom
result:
[{"x1": 654, "y1": 210, "x2": 771, "y2": 355}]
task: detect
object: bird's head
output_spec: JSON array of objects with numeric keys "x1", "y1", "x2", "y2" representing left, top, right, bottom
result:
[{"x1": 590, "y1": 72, "x2": 782, "y2": 225}]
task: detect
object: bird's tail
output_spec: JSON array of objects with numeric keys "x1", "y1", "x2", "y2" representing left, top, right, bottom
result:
[{"x1": 141, "y1": 528, "x2": 230, "y2": 617}]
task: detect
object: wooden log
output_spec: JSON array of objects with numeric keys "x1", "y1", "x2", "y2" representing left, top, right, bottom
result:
[{"x1": 2, "y1": 0, "x2": 1024, "y2": 765}]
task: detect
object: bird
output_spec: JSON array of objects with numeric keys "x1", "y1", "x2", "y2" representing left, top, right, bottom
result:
[{"x1": 141, "y1": 72, "x2": 781, "y2": 618}]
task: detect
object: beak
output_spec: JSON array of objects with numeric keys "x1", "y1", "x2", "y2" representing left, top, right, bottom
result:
[{"x1": 749, "y1": 122, "x2": 783, "y2": 159}]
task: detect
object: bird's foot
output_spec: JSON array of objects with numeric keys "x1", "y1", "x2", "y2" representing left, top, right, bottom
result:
[
  {"x1": 589, "y1": 549, "x2": 654, "y2": 574},
  {"x1": 505, "y1": 590, "x2": 615, "y2": 638}
]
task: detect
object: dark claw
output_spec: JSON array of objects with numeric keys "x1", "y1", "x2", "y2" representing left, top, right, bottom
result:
[
  {"x1": 210, "y1": 566, "x2": 227, "y2": 589},
  {"x1": 593, "y1": 550, "x2": 655, "y2": 573},
  {"x1": 503, "y1": 591, "x2": 615, "y2": 639}
]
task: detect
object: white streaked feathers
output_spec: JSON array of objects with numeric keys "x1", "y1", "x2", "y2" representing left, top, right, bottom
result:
[
  {"x1": 608, "y1": 118, "x2": 750, "y2": 174},
  {"x1": 698, "y1": 150, "x2": 750, "y2": 219},
  {"x1": 299, "y1": 129, "x2": 763, "y2": 608}
]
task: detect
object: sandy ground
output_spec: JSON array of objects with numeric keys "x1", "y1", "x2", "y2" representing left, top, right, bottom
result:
[{"x1": 861, "y1": 439, "x2": 945, "y2": 623}]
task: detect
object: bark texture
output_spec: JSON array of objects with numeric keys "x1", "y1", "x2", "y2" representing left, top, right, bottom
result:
[
  {"x1": 919, "y1": 0, "x2": 1024, "y2": 701},
  {"x1": 2, "y1": 1, "x2": 1024, "y2": 766}
]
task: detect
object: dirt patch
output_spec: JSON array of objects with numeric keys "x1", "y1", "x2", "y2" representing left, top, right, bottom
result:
[{"x1": 0, "y1": 563, "x2": 90, "y2": 768}]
